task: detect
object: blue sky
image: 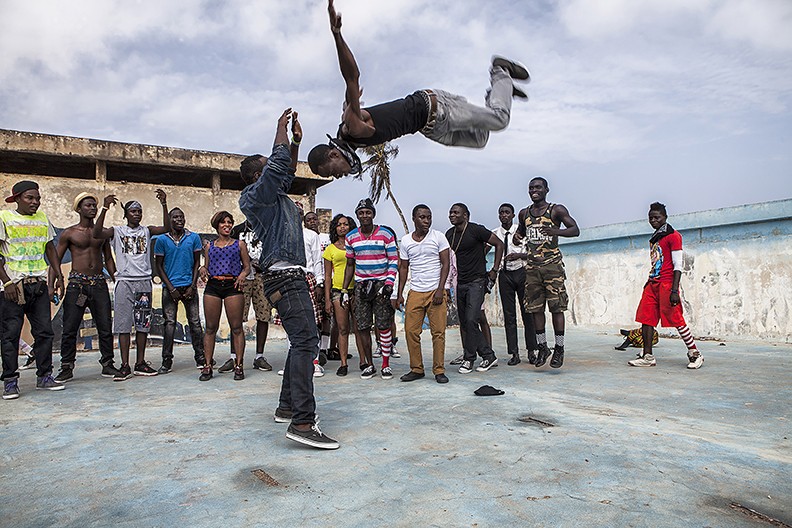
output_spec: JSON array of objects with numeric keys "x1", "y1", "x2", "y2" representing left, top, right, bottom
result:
[{"x1": 1, "y1": 0, "x2": 790, "y2": 233}]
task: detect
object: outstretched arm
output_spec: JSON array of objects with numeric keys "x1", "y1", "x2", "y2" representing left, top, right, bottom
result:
[
  {"x1": 290, "y1": 111, "x2": 302, "y2": 172},
  {"x1": 328, "y1": 0, "x2": 374, "y2": 138}
]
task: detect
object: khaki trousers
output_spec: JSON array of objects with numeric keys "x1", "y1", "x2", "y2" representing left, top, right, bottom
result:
[{"x1": 404, "y1": 289, "x2": 447, "y2": 375}]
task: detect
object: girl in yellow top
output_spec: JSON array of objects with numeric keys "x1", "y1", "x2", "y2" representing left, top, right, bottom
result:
[{"x1": 323, "y1": 214, "x2": 360, "y2": 376}]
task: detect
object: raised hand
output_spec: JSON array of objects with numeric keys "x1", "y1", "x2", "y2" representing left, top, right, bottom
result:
[
  {"x1": 291, "y1": 111, "x2": 302, "y2": 144},
  {"x1": 102, "y1": 194, "x2": 117, "y2": 209},
  {"x1": 328, "y1": 0, "x2": 342, "y2": 34},
  {"x1": 155, "y1": 189, "x2": 167, "y2": 205},
  {"x1": 278, "y1": 108, "x2": 292, "y2": 128}
]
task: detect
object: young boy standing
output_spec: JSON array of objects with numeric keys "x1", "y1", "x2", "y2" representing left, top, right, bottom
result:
[{"x1": 629, "y1": 202, "x2": 703, "y2": 369}]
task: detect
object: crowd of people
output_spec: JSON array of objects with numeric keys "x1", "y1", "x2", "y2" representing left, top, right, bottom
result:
[{"x1": 0, "y1": 1, "x2": 704, "y2": 451}]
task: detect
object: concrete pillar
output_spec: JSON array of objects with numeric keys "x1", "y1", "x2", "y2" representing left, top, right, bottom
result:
[{"x1": 95, "y1": 160, "x2": 106, "y2": 185}]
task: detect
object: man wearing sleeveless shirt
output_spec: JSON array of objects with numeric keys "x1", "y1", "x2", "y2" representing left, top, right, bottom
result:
[
  {"x1": 514, "y1": 178, "x2": 579, "y2": 369},
  {"x1": 307, "y1": 0, "x2": 531, "y2": 178}
]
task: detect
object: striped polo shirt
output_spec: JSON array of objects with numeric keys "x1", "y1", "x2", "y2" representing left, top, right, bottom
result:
[{"x1": 345, "y1": 225, "x2": 398, "y2": 286}]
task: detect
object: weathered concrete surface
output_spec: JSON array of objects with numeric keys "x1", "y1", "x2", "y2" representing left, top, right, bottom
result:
[{"x1": 1, "y1": 327, "x2": 790, "y2": 527}]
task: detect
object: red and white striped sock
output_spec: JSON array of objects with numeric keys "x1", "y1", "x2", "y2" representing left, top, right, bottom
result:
[
  {"x1": 676, "y1": 325, "x2": 698, "y2": 354},
  {"x1": 378, "y1": 328, "x2": 392, "y2": 368}
]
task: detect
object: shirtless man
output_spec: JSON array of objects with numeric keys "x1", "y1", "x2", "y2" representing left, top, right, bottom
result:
[
  {"x1": 54, "y1": 193, "x2": 119, "y2": 382},
  {"x1": 308, "y1": 0, "x2": 530, "y2": 178}
]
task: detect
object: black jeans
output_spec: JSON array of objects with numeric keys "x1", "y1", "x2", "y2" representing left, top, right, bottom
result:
[
  {"x1": 60, "y1": 279, "x2": 115, "y2": 367},
  {"x1": 498, "y1": 268, "x2": 537, "y2": 355},
  {"x1": 161, "y1": 286, "x2": 205, "y2": 362},
  {"x1": 1, "y1": 281, "x2": 54, "y2": 380},
  {"x1": 457, "y1": 278, "x2": 496, "y2": 363},
  {"x1": 262, "y1": 271, "x2": 317, "y2": 425}
]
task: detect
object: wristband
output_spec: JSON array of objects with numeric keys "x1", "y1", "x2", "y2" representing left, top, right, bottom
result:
[
  {"x1": 100, "y1": 206, "x2": 108, "y2": 212},
  {"x1": 291, "y1": 137, "x2": 301, "y2": 146},
  {"x1": 3, "y1": 280, "x2": 13, "y2": 288}
]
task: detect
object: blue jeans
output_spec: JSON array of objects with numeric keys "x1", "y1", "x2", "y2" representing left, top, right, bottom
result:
[
  {"x1": 457, "y1": 278, "x2": 496, "y2": 363},
  {"x1": 60, "y1": 278, "x2": 115, "y2": 367},
  {"x1": 161, "y1": 287, "x2": 204, "y2": 362},
  {"x1": 1, "y1": 281, "x2": 54, "y2": 380},
  {"x1": 423, "y1": 68, "x2": 512, "y2": 148},
  {"x1": 262, "y1": 271, "x2": 317, "y2": 425}
]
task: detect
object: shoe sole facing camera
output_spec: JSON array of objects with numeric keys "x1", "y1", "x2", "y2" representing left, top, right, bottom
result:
[{"x1": 492, "y1": 56, "x2": 531, "y2": 81}]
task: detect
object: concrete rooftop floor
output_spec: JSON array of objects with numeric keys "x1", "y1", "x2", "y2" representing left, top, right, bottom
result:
[{"x1": 1, "y1": 326, "x2": 790, "y2": 528}]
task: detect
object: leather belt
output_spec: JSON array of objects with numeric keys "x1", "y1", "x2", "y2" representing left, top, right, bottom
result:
[
  {"x1": 420, "y1": 89, "x2": 438, "y2": 135},
  {"x1": 263, "y1": 267, "x2": 305, "y2": 280}
]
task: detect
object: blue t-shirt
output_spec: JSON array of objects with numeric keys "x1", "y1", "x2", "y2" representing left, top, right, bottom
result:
[{"x1": 153, "y1": 231, "x2": 202, "y2": 287}]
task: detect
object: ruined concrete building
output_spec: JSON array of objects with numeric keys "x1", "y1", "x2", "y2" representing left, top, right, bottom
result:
[{"x1": 0, "y1": 129, "x2": 333, "y2": 232}]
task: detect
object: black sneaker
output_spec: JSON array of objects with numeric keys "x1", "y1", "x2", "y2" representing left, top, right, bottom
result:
[
  {"x1": 113, "y1": 364, "x2": 132, "y2": 382},
  {"x1": 476, "y1": 357, "x2": 498, "y2": 372},
  {"x1": 400, "y1": 371, "x2": 425, "y2": 382},
  {"x1": 19, "y1": 354, "x2": 36, "y2": 370},
  {"x1": 195, "y1": 356, "x2": 215, "y2": 369},
  {"x1": 535, "y1": 344, "x2": 551, "y2": 368},
  {"x1": 36, "y1": 375, "x2": 65, "y2": 391},
  {"x1": 2, "y1": 379, "x2": 20, "y2": 400},
  {"x1": 101, "y1": 364, "x2": 121, "y2": 378},
  {"x1": 199, "y1": 366, "x2": 213, "y2": 381},
  {"x1": 274, "y1": 407, "x2": 292, "y2": 423},
  {"x1": 318, "y1": 351, "x2": 328, "y2": 366},
  {"x1": 507, "y1": 353, "x2": 521, "y2": 366},
  {"x1": 550, "y1": 346, "x2": 564, "y2": 368},
  {"x1": 217, "y1": 358, "x2": 235, "y2": 373},
  {"x1": 286, "y1": 423, "x2": 339, "y2": 450},
  {"x1": 233, "y1": 365, "x2": 245, "y2": 381},
  {"x1": 54, "y1": 367, "x2": 74, "y2": 383},
  {"x1": 491, "y1": 55, "x2": 531, "y2": 81},
  {"x1": 158, "y1": 360, "x2": 173, "y2": 374},
  {"x1": 435, "y1": 373, "x2": 449, "y2": 384},
  {"x1": 336, "y1": 365, "x2": 348, "y2": 377},
  {"x1": 133, "y1": 362, "x2": 158, "y2": 376},
  {"x1": 253, "y1": 356, "x2": 272, "y2": 371},
  {"x1": 360, "y1": 365, "x2": 377, "y2": 379},
  {"x1": 527, "y1": 350, "x2": 537, "y2": 365},
  {"x1": 512, "y1": 85, "x2": 528, "y2": 100}
]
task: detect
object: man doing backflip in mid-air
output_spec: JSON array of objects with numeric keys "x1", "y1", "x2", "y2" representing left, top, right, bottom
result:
[{"x1": 308, "y1": 0, "x2": 531, "y2": 178}]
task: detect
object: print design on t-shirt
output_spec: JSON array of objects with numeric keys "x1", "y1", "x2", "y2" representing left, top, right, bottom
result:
[
  {"x1": 649, "y1": 242, "x2": 663, "y2": 280},
  {"x1": 121, "y1": 235, "x2": 148, "y2": 255}
]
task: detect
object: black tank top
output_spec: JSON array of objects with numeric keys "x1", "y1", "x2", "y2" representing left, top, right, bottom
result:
[{"x1": 339, "y1": 91, "x2": 429, "y2": 148}]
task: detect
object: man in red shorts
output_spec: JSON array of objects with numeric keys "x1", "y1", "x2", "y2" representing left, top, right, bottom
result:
[{"x1": 629, "y1": 202, "x2": 703, "y2": 369}]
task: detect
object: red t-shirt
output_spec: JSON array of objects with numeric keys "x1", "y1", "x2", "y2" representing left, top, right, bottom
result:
[{"x1": 648, "y1": 231, "x2": 682, "y2": 283}]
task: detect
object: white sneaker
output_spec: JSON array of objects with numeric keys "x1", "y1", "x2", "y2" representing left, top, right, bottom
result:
[
  {"x1": 277, "y1": 369, "x2": 284, "y2": 376},
  {"x1": 390, "y1": 346, "x2": 401, "y2": 359},
  {"x1": 381, "y1": 366, "x2": 393, "y2": 380},
  {"x1": 687, "y1": 353, "x2": 704, "y2": 369},
  {"x1": 628, "y1": 354, "x2": 656, "y2": 367},
  {"x1": 313, "y1": 364, "x2": 325, "y2": 377}
]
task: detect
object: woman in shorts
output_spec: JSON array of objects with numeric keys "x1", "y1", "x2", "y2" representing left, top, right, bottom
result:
[
  {"x1": 323, "y1": 214, "x2": 362, "y2": 377},
  {"x1": 199, "y1": 211, "x2": 250, "y2": 381}
]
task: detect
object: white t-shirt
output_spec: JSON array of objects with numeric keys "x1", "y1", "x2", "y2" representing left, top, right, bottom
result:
[
  {"x1": 302, "y1": 228, "x2": 323, "y2": 281},
  {"x1": 492, "y1": 223, "x2": 526, "y2": 272},
  {"x1": 112, "y1": 224, "x2": 152, "y2": 281},
  {"x1": 399, "y1": 229, "x2": 450, "y2": 292}
]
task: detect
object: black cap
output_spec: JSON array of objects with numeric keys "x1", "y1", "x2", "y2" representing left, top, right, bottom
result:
[
  {"x1": 5, "y1": 180, "x2": 39, "y2": 203},
  {"x1": 355, "y1": 198, "x2": 376, "y2": 215}
]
